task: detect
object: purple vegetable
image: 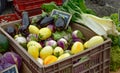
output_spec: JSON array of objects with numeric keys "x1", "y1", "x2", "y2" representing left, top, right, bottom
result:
[
  {"x1": 72, "y1": 30, "x2": 84, "y2": 39},
  {"x1": 0, "y1": 66, "x2": 3, "y2": 71},
  {"x1": 3, "y1": 62, "x2": 13, "y2": 69},
  {"x1": 72, "y1": 38, "x2": 83, "y2": 43},
  {"x1": 57, "y1": 38, "x2": 68, "y2": 50},
  {"x1": 72, "y1": 30, "x2": 84, "y2": 43},
  {"x1": 0, "y1": 57, "x2": 13, "y2": 71},
  {"x1": 47, "y1": 24, "x2": 56, "y2": 32},
  {"x1": 0, "y1": 57, "x2": 5, "y2": 71},
  {"x1": 39, "y1": 40, "x2": 45, "y2": 47},
  {"x1": 3, "y1": 52, "x2": 22, "y2": 70},
  {"x1": 27, "y1": 34, "x2": 38, "y2": 42},
  {"x1": 45, "y1": 40, "x2": 57, "y2": 48}
]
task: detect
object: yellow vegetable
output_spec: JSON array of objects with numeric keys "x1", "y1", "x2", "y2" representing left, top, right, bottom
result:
[
  {"x1": 28, "y1": 25, "x2": 39, "y2": 35},
  {"x1": 71, "y1": 42, "x2": 84, "y2": 54},
  {"x1": 57, "y1": 53, "x2": 70, "y2": 61},
  {"x1": 40, "y1": 46, "x2": 53, "y2": 59},
  {"x1": 28, "y1": 46, "x2": 39, "y2": 59},
  {"x1": 38, "y1": 27, "x2": 52, "y2": 40},
  {"x1": 84, "y1": 36, "x2": 104, "y2": 48},
  {"x1": 44, "y1": 55, "x2": 57, "y2": 65},
  {"x1": 54, "y1": 47, "x2": 64, "y2": 57},
  {"x1": 27, "y1": 41, "x2": 42, "y2": 50}
]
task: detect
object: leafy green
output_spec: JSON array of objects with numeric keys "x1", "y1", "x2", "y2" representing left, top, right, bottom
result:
[
  {"x1": 109, "y1": 13, "x2": 120, "y2": 32},
  {"x1": 53, "y1": 26, "x2": 72, "y2": 40},
  {"x1": 110, "y1": 13, "x2": 120, "y2": 26},
  {"x1": 53, "y1": 31, "x2": 66, "y2": 40},
  {"x1": 41, "y1": 2, "x2": 59, "y2": 13},
  {"x1": 70, "y1": 0, "x2": 96, "y2": 15},
  {"x1": 41, "y1": 0, "x2": 108, "y2": 36},
  {"x1": 108, "y1": 35, "x2": 120, "y2": 46},
  {"x1": 108, "y1": 35, "x2": 120, "y2": 71},
  {"x1": 110, "y1": 46, "x2": 120, "y2": 71},
  {"x1": 77, "y1": 30, "x2": 85, "y2": 40}
]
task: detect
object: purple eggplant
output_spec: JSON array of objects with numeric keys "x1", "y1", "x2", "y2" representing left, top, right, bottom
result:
[
  {"x1": 19, "y1": 11, "x2": 30, "y2": 37},
  {"x1": 57, "y1": 38, "x2": 68, "y2": 50},
  {"x1": 6, "y1": 26, "x2": 16, "y2": 37},
  {"x1": 55, "y1": 17, "x2": 66, "y2": 30},
  {"x1": 39, "y1": 16, "x2": 54, "y2": 27},
  {"x1": 47, "y1": 24, "x2": 56, "y2": 32}
]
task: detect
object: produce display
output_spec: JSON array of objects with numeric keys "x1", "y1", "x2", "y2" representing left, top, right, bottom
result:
[
  {"x1": 41, "y1": 0, "x2": 120, "y2": 71},
  {"x1": 0, "y1": 34, "x2": 22, "y2": 72},
  {"x1": 41, "y1": 0, "x2": 119, "y2": 37},
  {"x1": 4, "y1": 10, "x2": 106, "y2": 66}
]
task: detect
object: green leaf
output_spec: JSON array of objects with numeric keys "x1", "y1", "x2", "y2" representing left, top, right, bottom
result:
[
  {"x1": 77, "y1": 30, "x2": 85, "y2": 39},
  {"x1": 53, "y1": 31, "x2": 66, "y2": 40},
  {"x1": 41, "y1": 2, "x2": 59, "y2": 13}
]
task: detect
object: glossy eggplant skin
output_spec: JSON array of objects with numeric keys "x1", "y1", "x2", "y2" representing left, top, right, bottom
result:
[
  {"x1": 39, "y1": 16, "x2": 54, "y2": 27},
  {"x1": 19, "y1": 11, "x2": 30, "y2": 37},
  {"x1": 6, "y1": 26, "x2": 16, "y2": 37},
  {"x1": 19, "y1": 25, "x2": 29, "y2": 37},
  {"x1": 55, "y1": 17, "x2": 66, "y2": 30}
]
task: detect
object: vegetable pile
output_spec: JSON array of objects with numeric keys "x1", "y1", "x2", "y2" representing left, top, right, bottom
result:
[
  {"x1": 41, "y1": 0, "x2": 120, "y2": 71},
  {"x1": 41, "y1": 0, "x2": 119, "y2": 37},
  {"x1": 5, "y1": 11, "x2": 105, "y2": 65}
]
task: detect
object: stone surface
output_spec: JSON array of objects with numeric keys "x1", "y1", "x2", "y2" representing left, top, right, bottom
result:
[{"x1": 86, "y1": 0, "x2": 120, "y2": 17}]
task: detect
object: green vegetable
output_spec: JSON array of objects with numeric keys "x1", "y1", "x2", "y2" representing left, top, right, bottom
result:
[
  {"x1": 70, "y1": 0, "x2": 96, "y2": 15},
  {"x1": 41, "y1": 0, "x2": 108, "y2": 37},
  {"x1": 53, "y1": 26, "x2": 72, "y2": 40},
  {"x1": 108, "y1": 35, "x2": 120, "y2": 46},
  {"x1": 110, "y1": 13, "x2": 120, "y2": 32},
  {"x1": 110, "y1": 46, "x2": 120, "y2": 71},
  {"x1": 108, "y1": 35, "x2": 120, "y2": 71},
  {"x1": 0, "y1": 34, "x2": 9, "y2": 52},
  {"x1": 41, "y1": 2, "x2": 59, "y2": 13},
  {"x1": 110, "y1": 13, "x2": 120, "y2": 26}
]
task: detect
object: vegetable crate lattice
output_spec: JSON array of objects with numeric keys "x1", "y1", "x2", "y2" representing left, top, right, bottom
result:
[
  {"x1": 0, "y1": 13, "x2": 20, "y2": 23},
  {"x1": 13, "y1": 0, "x2": 63, "y2": 12},
  {"x1": 0, "y1": 19, "x2": 111, "y2": 73}
]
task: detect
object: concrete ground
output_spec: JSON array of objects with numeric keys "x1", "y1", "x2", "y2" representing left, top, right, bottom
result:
[{"x1": 86, "y1": 0, "x2": 120, "y2": 17}]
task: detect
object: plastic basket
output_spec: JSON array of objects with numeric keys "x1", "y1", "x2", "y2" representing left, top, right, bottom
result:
[
  {"x1": 15, "y1": 8, "x2": 42, "y2": 17},
  {"x1": 13, "y1": 0, "x2": 63, "y2": 12},
  {"x1": 0, "y1": 19, "x2": 112, "y2": 73},
  {"x1": 0, "y1": 13, "x2": 20, "y2": 23}
]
